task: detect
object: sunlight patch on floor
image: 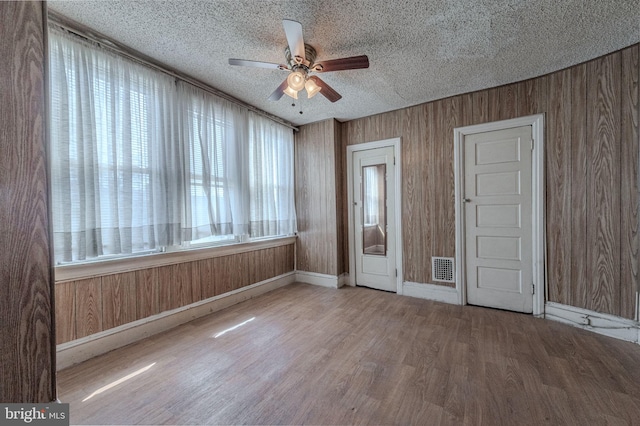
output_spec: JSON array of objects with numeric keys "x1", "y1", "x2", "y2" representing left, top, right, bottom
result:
[
  {"x1": 213, "y1": 317, "x2": 255, "y2": 338},
  {"x1": 82, "y1": 362, "x2": 156, "y2": 402}
]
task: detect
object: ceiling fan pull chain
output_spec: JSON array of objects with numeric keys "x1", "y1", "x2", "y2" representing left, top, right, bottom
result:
[{"x1": 292, "y1": 97, "x2": 303, "y2": 115}]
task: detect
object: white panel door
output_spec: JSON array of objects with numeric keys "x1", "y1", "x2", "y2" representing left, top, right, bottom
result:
[
  {"x1": 353, "y1": 147, "x2": 396, "y2": 292},
  {"x1": 464, "y1": 126, "x2": 533, "y2": 313}
]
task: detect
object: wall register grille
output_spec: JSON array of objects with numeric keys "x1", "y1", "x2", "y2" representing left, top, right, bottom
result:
[{"x1": 432, "y1": 257, "x2": 455, "y2": 283}]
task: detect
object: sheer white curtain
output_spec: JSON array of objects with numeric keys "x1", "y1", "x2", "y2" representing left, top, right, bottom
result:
[
  {"x1": 49, "y1": 29, "x2": 183, "y2": 263},
  {"x1": 178, "y1": 82, "x2": 240, "y2": 241},
  {"x1": 49, "y1": 27, "x2": 296, "y2": 264},
  {"x1": 248, "y1": 115, "x2": 297, "y2": 238},
  {"x1": 179, "y1": 82, "x2": 296, "y2": 241}
]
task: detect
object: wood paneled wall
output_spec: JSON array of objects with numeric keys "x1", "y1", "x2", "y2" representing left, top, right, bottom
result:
[
  {"x1": 55, "y1": 244, "x2": 295, "y2": 344},
  {"x1": 342, "y1": 75, "x2": 549, "y2": 289},
  {"x1": 546, "y1": 46, "x2": 639, "y2": 319},
  {"x1": 0, "y1": 2, "x2": 55, "y2": 402},
  {"x1": 336, "y1": 45, "x2": 639, "y2": 318},
  {"x1": 295, "y1": 119, "x2": 345, "y2": 276}
]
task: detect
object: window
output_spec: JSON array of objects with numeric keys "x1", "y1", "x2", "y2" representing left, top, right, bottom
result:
[
  {"x1": 248, "y1": 116, "x2": 297, "y2": 238},
  {"x1": 49, "y1": 27, "x2": 296, "y2": 265},
  {"x1": 180, "y1": 84, "x2": 235, "y2": 243}
]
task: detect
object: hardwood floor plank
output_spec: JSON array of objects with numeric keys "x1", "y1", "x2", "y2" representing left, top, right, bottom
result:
[{"x1": 57, "y1": 284, "x2": 640, "y2": 425}]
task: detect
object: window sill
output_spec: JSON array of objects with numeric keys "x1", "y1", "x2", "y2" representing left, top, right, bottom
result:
[{"x1": 54, "y1": 235, "x2": 297, "y2": 283}]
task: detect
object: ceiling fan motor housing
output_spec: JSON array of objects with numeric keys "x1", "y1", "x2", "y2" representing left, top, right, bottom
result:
[{"x1": 285, "y1": 44, "x2": 317, "y2": 69}]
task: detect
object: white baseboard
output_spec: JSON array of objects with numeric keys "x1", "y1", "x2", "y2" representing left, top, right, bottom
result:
[
  {"x1": 57, "y1": 272, "x2": 296, "y2": 370},
  {"x1": 545, "y1": 302, "x2": 640, "y2": 345},
  {"x1": 402, "y1": 281, "x2": 459, "y2": 305},
  {"x1": 295, "y1": 271, "x2": 340, "y2": 288}
]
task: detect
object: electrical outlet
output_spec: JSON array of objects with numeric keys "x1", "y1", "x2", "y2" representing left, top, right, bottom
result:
[{"x1": 579, "y1": 315, "x2": 590, "y2": 326}]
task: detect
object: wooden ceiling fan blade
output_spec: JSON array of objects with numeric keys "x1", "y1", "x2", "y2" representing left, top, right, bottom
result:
[
  {"x1": 268, "y1": 78, "x2": 290, "y2": 101},
  {"x1": 229, "y1": 59, "x2": 288, "y2": 70},
  {"x1": 313, "y1": 55, "x2": 369, "y2": 72},
  {"x1": 282, "y1": 19, "x2": 305, "y2": 62},
  {"x1": 309, "y1": 76, "x2": 342, "y2": 102}
]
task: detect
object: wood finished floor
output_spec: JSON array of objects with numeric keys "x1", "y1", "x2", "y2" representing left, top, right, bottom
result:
[{"x1": 57, "y1": 283, "x2": 640, "y2": 425}]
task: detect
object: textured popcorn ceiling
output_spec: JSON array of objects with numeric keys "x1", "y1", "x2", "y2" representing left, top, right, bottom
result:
[{"x1": 48, "y1": 0, "x2": 640, "y2": 126}]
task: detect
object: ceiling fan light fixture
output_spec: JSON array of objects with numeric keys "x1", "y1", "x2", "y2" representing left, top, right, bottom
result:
[
  {"x1": 283, "y1": 85, "x2": 299, "y2": 99},
  {"x1": 229, "y1": 20, "x2": 369, "y2": 104},
  {"x1": 305, "y1": 78, "x2": 321, "y2": 98},
  {"x1": 287, "y1": 70, "x2": 306, "y2": 91}
]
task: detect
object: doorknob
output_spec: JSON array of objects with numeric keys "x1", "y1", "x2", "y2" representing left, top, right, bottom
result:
[{"x1": 463, "y1": 198, "x2": 471, "y2": 203}]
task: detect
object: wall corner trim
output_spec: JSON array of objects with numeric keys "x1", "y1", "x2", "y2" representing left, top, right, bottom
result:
[
  {"x1": 545, "y1": 302, "x2": 640, "y2": 345},
  {"x1": 56, "y1": 272, "x2": 296, "y2": 370},
  {"x1": 338, "y1": 273, "x2": 349, "y2": 288},
  {"x1": 295, "y1": 271, "x2": 340, "y2": 288},
  {"x1": 402, "y1": 282, "x2": 459, "y2": 305}
]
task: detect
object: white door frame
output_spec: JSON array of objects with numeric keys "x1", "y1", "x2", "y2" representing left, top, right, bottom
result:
[
  {"x1": 454, "y1": 114, "x2": 545, "y2": 316},
  {"x1": 347, "y1": 138, "x2": 403, "y2": 293}
]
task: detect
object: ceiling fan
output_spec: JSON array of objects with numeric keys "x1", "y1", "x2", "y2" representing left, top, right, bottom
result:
[{"x1": 229, "y1": 19, "x2": 369, "y2": 103}]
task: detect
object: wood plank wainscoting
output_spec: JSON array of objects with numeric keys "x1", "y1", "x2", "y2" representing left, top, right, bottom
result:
[{"x1": 54, "y1": 239, "x2": 295, "y2": 367}]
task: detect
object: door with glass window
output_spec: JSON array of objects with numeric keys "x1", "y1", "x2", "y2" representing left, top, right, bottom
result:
[{"x1": 353, "y1": 147, "x2": 396, "y2": 292}]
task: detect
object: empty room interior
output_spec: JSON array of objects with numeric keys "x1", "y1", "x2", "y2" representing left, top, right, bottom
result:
[{"x1": 3, "y1": 0, "x2": 640, "y2": 424}]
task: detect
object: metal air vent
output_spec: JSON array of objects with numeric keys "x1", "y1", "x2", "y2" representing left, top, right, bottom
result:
[{"x1": 432, "y1": 257, "x2": 455, "y2": 283}]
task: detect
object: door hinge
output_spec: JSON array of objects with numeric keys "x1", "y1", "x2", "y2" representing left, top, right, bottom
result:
[
  {"x1": 395, "y1": 269, "x2": 398, "y2": 277},
  {"x1": 393, "y1": 156, "x2": 396, "y2": 165},
  {"x1": 530, "y1": 139, "x2": 534, "y2": 151},
  {"x1": 531, "y1": 284, "x2": 535, "y2": 294}
]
